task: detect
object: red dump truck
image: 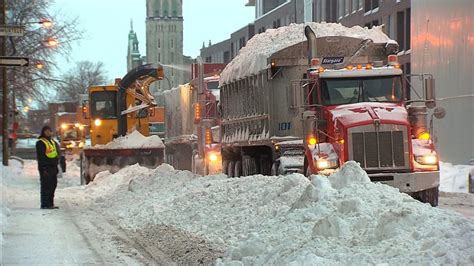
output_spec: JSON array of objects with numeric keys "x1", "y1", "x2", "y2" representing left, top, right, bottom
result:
[
  {"x1": 163, "y1": 62, "x2": 225, "y2": 174},
  {"x1": 219, "y1": 23, "x2": 443, "y2": 206}
]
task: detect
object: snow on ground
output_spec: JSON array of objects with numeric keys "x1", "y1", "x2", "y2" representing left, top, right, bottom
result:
[
  {"x1": 220, "y1": 22, "x2": 394, "y2": 85},
  {"x1": 90, "y1": 130, "x2": 164, "y2": 149},
  {"x1": 439, "y1": 161, "x2": 473, "y2": 193},
  {"x1": 65, "y1": 161, "x2": 474, "y2": 265}
]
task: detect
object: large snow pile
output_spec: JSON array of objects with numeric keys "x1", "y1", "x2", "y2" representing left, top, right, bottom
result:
[
  {"x1": 76, "y1": 161, "x2": 474, "y2": 265},
  {"x1": 91, "y1": 130, "x2": 164, "y2": 149},
  {"x1": 0, "y1": 160, "x2": 22, "y2": 247},
  {"x1": 440, "y1": 161, "x2": 473, "y2": 193},
  {"x1": 220, "y1": 22, "x2": 393, "y2": 85}
]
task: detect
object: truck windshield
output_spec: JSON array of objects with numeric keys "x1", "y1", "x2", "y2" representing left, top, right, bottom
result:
[
  {"x1": 320, "y1": 76, "x2": 402, "y2": 105},
  {"x1": 90, "y1": 91, "x2": 117, "y2": 119}
]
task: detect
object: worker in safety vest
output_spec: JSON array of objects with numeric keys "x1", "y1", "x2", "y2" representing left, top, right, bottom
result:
[{"x1": 35, "y1": 126, "x2": 61, "y2": 209}]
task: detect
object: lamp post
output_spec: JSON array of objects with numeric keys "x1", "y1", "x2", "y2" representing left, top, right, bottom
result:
[
  {"x1": 1, "y1": 0, "x2": 8, "y2": 165},
  {"x1": 0, "y1": 0, "x2": 55, "y2": 165}
]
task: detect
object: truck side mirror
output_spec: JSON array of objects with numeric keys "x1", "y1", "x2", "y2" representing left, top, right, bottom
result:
[
  {"x1": 424, "y1": 77, "x2": 436, "y2": 109},
  {"x1": 433, "y1": 106, "x2": 446, "y2": 119}
]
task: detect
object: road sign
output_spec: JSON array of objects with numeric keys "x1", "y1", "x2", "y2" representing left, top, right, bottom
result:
[
  {"x1": 0, "y1": 25, "x2": 25, "y2": 37},
  {"x1": 0, "y1": 56, "x2": 29, "y2": 67}
]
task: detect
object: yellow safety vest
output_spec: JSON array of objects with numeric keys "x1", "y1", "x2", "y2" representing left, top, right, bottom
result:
[{"x1": 40, "y1": 138, "x2": 58, "y2": 159}]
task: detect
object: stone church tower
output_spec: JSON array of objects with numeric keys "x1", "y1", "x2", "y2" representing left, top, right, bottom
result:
[
  {"x1": 127, "y1": 20, "x2": 143, "y2": 72},
  {"x1": 146, "y1": 0, "x2": 185, "y2": 91}
]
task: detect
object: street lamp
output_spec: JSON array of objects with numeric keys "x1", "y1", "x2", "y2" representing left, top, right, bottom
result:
[
  {"x1": 43, "y1": 37, "x2": 58, "y2": 47},
  {"x1": 39, "y1": 19, "x2": 53, "y2": 29},
  {"x1": 35, "y1": 61, "x2": 44, "y2": 69}
]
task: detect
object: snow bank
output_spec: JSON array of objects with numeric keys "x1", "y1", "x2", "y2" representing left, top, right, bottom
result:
[
  {"x1": 79, "y1": 161, "x2": 474, "y2": 265},
  {"x1": 91, "y1": 130, "x2": 164, "y2": 149},
  {"x1": 440, "y1": 161, "x2": 473, "y2": 193},
  {"x1": 220, "y1": 22, "x2": 393, "y2": 85},
  {"x1": 1, "y1": 160, "x2": 23, "y2": 247}
]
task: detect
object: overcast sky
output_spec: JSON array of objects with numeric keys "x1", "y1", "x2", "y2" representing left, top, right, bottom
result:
[{"x1": 52, "y1": 0, "x2": 255, "y2": 80}]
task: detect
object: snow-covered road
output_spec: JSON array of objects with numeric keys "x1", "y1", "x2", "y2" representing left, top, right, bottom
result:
[
  {"x1": 0, "y1": 160, "x2": 170, "y2": 265},
  {"x1": 2, "y1": 159, "x2": 473, "y2": 264}
]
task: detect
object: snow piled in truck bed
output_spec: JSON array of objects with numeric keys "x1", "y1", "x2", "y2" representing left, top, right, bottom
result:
[
  {"x1": 74, "y1": 161, "x2": 474, "y2": 265},
  {"x1": 91, "y1": 130, "x2": 164, "y2": 149},
  {"x1": 220, "y1": 22, "x2": 393, "y2": 85}
]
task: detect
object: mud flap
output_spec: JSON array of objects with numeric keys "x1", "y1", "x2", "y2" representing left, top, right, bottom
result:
[{"x1": 410, "y1": 186, "x2": 439, "y2": 207}]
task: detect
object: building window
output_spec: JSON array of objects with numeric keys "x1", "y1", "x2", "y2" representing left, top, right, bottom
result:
[
  {"x1": 171, "y1": 39, "x2": 174, "y2": 48},
  {"x1": 397, "y1": 11, "x2": 405, "y2": 50},
  {"x1": 172, "y1": 0, "x2": 178, "y2": 17},
  {"x1": 224, "y1": 51, "x2": 230, "y2": 64},
  {"x1": 158, "y1": 39, "x2": 160, "y2": 48},
  {"x1": 364, "y1": 0, "x2": 379, "y2": 13},
  {"x1": 158, "y1": 53, "x2": 161, "y2": 61},
  {"x1": 338, "y1": 0, "x2": 344, "y2": 18},
  {"x1": 163, "y1": 0, "x2": 169, "y2": 17},
  {"x1": 239, "y1": 37, "x2": 246, "y2": 49},
  {"x1": 171, "y1": 52, "x2": 174, "y2": 62}
]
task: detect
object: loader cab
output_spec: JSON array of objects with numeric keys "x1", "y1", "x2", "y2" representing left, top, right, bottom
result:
[{"x1": 89, "y1": 86, "x2": 118, "y2": 146}]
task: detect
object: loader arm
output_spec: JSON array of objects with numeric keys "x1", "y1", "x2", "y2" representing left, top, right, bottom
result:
[{"x1": 117, "y1": 64, "x2": 164, "y2": 136}]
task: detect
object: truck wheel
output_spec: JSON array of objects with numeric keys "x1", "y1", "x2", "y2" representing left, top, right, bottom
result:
[
  {"x1": 413, "y1": 186, "x2": 439, "y2": 207},
  {"x1": 234, "y1": 161, "x2": 242, "y2": 177},
  {"x1": 242, "y1": 156, "x2": 257, "y2": 176},
  {"x1": 227, "y1": 161, "x2": 235, "y2": 178},
  {"x1": 222, "y1": 160, "x2": 229, "y2": 176},
  {"x1": 271, "y1": 161, "x2": 279, "y2": 176},
  {"x1": 259, "y1": 155, "x2": 271, "y2": 176},
  {"x1": 248, "y1": 157, "x2": 257, "y2": 176}
]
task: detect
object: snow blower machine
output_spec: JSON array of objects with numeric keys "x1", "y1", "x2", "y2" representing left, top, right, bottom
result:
[{"x1": 80, "y1": 64, "x2": 165, "y2": 184}]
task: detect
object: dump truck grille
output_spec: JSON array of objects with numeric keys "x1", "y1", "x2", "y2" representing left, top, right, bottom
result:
[{"x1": 349, "y1": 125, "x2": 408, "y2": 170}]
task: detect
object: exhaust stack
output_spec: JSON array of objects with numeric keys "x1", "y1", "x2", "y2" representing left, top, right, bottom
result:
[{"x1": 304, "y1": 26, "x2": 317, "y2": 66}]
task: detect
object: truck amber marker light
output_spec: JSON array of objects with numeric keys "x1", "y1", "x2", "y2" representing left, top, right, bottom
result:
[
  {"x1": 307, "y1": 136, "x2": 317, "y2": 145},
  {"x1": 417, "y1": 132, "x2": 431, "y2": 140}
]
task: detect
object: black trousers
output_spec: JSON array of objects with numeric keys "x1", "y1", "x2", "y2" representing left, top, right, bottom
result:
[{"x1": 39, "y1": 165, "x2": 58, "y2": 208}]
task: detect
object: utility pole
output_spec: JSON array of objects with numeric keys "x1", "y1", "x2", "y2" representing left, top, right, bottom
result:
[{"x1": 1, "y1": 0, "x2": 8, "y2": 166}]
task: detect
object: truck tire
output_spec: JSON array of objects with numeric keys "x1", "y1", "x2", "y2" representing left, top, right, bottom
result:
[
  {"x1": 234, "y1": 161, "x2": 242, "y2": 177},
  {"x1": 259, "y1": 155, "x2": 272, "y2": 176},
  {"x1": 242, "y1": 156, "x2": 257, "y2": 176},
  {"x1": 227, "y1": 161, "x2": 235, "y2": 178},
  {"x1": 271, "y1": 161, "x2": 280, "y2": 176},
  {"x1": 222, "y1": 160, "x2": 229, "y2": 176},
  {"x1": 413, "y1": 186, "x2": 439, "y2": 207}
]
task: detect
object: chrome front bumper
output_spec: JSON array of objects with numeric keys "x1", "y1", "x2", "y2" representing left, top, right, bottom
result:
[{"x1": 368, "y1": 171, "x2": 440, "y2": 193}]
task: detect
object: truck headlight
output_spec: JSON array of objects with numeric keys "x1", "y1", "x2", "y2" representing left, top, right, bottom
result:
[
  {"x1": 94, "y1": 119, "x2": 102, "y2": 126},
  {"x1": 316, "y1": 159, "x2": 338, "y2": 170},
  {"x1": 208, "y1": 152, "x2": 219, "y2": 162},
  {"x1": 415, "y1": 154, "x2": 438, "y2": 165},
  {"x1": 78, "y1": 142, "x2": 84, "y2": 148}
]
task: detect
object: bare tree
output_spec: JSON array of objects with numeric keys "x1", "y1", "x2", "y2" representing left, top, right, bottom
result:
[
  {"x1": 55, "y1": 61, "x2": 108, "y2": 101},
  {"x1": 6, "y1": 0, "x2": 83, "y2": 105}
]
